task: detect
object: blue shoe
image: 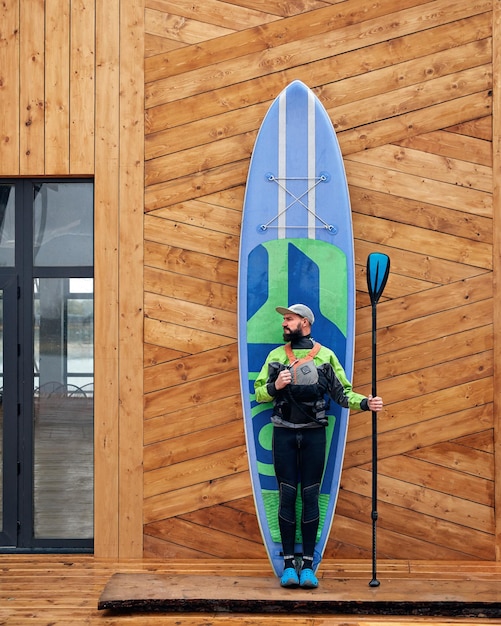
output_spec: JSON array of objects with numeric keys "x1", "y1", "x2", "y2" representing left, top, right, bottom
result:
[
  {"x1": 280, "y1": 567, "x2": 299, "y2": 588},
  {"x1": 299, "y1": 568, "x2": 318, "y2": 589}
]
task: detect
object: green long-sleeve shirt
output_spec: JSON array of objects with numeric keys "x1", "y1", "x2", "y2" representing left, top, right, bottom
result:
[{"x1": 254, "y1": 342, "x2": 367, "y2": 412}]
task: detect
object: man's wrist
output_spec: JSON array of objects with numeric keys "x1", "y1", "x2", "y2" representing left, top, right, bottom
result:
[{"x1": 267, "y1": 382, "x2": 278, "y2": 396}]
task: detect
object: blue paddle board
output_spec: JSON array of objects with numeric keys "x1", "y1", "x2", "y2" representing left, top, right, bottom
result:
[{"x1": 238, "y1": 80, "x2": 355, "y2": 576}]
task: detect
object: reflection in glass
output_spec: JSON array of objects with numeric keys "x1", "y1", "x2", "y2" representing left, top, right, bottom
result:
[
  {"x1": 0, "y1": 185, "x2": 15, "y2": 267},
  {"x1": 33, "y1": 182, "x2": 93, "y2": 267},
  {"x1": 33, "y1": 278, "x2": 93, "y2": 538}
]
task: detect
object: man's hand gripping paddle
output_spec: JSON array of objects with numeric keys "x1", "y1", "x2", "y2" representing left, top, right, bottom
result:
[{"x1": 366, "y1": 252, "x2": 390, "y2": 587}]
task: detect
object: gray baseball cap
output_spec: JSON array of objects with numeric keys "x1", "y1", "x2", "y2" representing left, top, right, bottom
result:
[{"x1": 276, "y1": 304, "x2": 315, "y2": 324}]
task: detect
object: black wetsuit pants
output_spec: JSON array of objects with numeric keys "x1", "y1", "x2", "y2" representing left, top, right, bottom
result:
[{"x1": 272, "y1": 426, "x2": 326, "y2": 561}]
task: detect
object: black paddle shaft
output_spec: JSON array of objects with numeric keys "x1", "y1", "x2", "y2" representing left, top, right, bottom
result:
[{"x1": 366, "y1": 253, "x2": 390, "y2": 588}]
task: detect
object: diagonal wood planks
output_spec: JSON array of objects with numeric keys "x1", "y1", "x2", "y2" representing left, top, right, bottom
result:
[{"x1": 143, "y1": 0, "x2": 495, "y2": 562}]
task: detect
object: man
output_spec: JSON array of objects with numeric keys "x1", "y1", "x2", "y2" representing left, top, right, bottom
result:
[{"x1": 254, "y1": 304, "x2": 383, "y2": 589}]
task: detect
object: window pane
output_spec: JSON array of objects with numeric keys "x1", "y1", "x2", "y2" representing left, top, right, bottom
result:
[
  {"x1": 0, "y1": 185, "x2": 15, "y2": 267},
  {"x1": 33, "y1": 182, "x2": 93, "y2": 267},
  {"x1": 33, "y1": 278, "x2": 94, "y2": 539}
]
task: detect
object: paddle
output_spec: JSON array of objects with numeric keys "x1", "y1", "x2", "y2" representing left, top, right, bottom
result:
[{"x1": 366, "y1": 252, "x2": 390, "y2": 587}]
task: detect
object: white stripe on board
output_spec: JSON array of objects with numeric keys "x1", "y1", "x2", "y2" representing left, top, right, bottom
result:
[
  {"x1": 308, "y1": 89, "x2": 316, "y2": 239},
  {"x1": 278, "y1": 91, "x2": 287, "y2": 239}
]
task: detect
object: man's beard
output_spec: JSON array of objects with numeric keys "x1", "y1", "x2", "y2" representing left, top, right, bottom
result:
[{"x1": 283, "y1": 327, "x2": 303, "y2": 342}]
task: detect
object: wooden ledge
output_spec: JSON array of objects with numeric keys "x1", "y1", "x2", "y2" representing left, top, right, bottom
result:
[{"x1": 98, "y1": 571, "x2": 501, "y2": 616}]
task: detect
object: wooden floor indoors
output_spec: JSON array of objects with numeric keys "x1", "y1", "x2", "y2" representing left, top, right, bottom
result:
[{"x1": 2, "y1": 557, "x2": 501, "y2": 625}]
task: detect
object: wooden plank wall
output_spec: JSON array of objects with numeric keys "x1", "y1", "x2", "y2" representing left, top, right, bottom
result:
[
  {"x1": 1, "y1": 0, "x2": 497, "y2": 564},
  {"x1": 143, "y1": 0, "x2": 497, "y2": 562},
  {"x1": 0, "y1": 0, "x2": 145, "y2": 558}
]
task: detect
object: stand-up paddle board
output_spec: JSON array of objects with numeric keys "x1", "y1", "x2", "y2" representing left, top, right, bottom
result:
[{"x1": 238, "y1": 80, "x2": 355, "y2": 577}]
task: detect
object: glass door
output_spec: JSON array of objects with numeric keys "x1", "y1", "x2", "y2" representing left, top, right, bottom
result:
[
  {"x1": 32, "y1": 277, "x2": 94, "y2": 541},
  {"x1": 0, "y1": 179, "x2": 94, "y2": 551}
]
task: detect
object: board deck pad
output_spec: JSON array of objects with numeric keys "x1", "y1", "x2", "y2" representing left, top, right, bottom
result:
[{"x1": 238, "y1": 80, "x2": 355, "y2": 576}]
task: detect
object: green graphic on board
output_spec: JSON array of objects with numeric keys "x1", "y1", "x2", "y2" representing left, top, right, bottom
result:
[
  {"x1": 247, "y1": 239, "x2": 348, "y2": 346},
  {"x1": 247, "y1": 237, "x2": 347, "y2": 544}
]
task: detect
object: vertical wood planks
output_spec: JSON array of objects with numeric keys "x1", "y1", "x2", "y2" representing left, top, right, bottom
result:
[
  {"x1": 93, "y1": 0, "x2": 145, "y2": 558},
  {"x1": 0, "y1": 0, "x2": 20, "y2": 171},
  {"x1": 19, "y1": 0, "x2": 45, "y2": 174},
  {"x1": 0, "y1": 0, "x2": 145, "y2": 559},
  {"x1": 3, "y1": 0, "x2": 97, "y2": 175},
  {"x1": 118, "y1": 0, "x2": 145, "y2": 559},
  {"x1": 70, "y1": 0, "x2": 95, "y2": 173},
  {"x1": 93, "y1": 0, "x2": 120, "y2": 557},
  {"x1": 45, "y1": 0, "x2": 70, "y2": 173}
]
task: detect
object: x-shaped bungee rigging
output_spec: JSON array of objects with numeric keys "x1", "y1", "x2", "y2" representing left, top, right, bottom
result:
[{"x1": 259, "y1": 174, "x2": 336, "y2": 233}]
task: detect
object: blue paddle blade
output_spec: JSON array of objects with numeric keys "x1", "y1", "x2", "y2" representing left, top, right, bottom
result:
[{"x1": 367, "y1": 253, "x2": 390, "y2": 305}]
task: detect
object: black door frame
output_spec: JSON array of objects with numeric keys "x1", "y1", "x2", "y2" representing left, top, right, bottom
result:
[{"x1": 0, "y1": 273, "x2": 19, "y2": 547}]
